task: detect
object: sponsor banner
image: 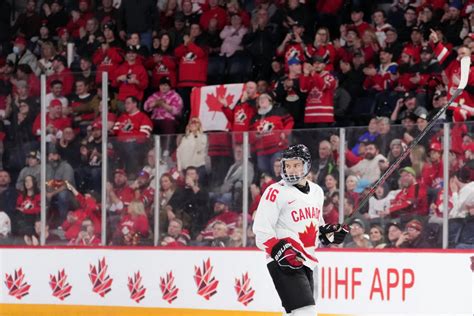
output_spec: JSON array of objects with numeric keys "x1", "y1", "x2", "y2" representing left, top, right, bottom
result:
[
  {"x1": 190, "y1": 83, "x2": 245, "y2": 131},
  {"x1": 0, "y1": 248, "x2": 472, "y2": 315}
]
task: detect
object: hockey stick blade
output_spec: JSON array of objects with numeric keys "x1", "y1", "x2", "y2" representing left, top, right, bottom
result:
[{"x1": 354, "y1": 56, "x2": 471, "y2": 215}]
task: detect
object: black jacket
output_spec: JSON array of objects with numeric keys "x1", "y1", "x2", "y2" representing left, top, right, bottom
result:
[{"x1": 117, "y1": 0, "x2": 159, "y2": 34}]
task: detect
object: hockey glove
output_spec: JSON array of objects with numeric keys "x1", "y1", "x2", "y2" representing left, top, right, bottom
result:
[
  {"x1": 319, "y1": 224, "x2": 349, "y2": 245},
  {"x1": 271, "y1": 239, "x2": 305, "y2": 270}
]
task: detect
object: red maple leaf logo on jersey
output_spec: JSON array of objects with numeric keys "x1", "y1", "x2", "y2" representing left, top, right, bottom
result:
[
  {"x1": 298, "y1": 222, "x2": 318, "y2": 248},
  {"x1": 205, "y1": 85, "x2": 235, "y2": 120}
]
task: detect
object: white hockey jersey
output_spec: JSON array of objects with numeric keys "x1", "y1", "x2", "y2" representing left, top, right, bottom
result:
[{"x1": 253, "y1": 180, "x2": 325, "y2": 270}]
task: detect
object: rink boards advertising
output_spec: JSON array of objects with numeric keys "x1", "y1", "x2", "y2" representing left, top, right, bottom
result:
[{"x1": 0, "y1": 247, "x2": 472, "y2": 315}]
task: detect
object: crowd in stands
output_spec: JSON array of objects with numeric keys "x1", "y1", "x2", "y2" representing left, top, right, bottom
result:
[{"x1": 0, "y1": 0, "x2": 473, "y2": 249}]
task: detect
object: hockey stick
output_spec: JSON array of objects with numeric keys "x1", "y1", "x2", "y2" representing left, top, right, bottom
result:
[{"x1": 354, "y1": 56, "x2": 471, "y2": 215}]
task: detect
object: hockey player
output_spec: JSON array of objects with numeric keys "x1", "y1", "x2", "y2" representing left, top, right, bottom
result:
[{"x1": 253, "y1": 144, "x2": 348, "y2": 316}]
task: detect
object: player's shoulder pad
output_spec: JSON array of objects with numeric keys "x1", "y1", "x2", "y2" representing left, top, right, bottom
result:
[{"x1": 308, "y1": 180, "x2": 324, "y2": 195}]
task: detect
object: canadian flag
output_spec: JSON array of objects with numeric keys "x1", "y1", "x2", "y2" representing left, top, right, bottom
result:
[{"x1": 191, "y1": 83, "x2": 245, "y2": 131}]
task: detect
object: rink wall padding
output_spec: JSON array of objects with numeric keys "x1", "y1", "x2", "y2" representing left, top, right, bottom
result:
[{"x1": 0, "y1": 247, "x2": 472, "y2": 315}]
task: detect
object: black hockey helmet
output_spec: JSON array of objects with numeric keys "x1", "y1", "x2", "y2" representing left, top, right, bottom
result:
[{"x1": 280, "y1": 144, "x2": 311, "y2": 185}]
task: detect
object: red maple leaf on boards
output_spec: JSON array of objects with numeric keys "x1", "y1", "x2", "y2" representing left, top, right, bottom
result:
[
  {"x1": 205, "y1": 85, "x2": 235, "y2": 120},
  {"x1": 298, "y1": 222, "x2": 318, "y2": 248}
]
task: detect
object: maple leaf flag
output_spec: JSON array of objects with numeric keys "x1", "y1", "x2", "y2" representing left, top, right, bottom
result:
[{"x1": 191, "y1": 83, "x2": 244, "y2": 131}]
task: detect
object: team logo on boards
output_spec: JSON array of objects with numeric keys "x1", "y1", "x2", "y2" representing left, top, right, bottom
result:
[
  {"x1": 234, "y1": 272, "x2": 255, "y2": 306},
  {"x1": 194, "y1": 258, "x2": 219, "y2": 300},
  {"x1": 128, "y1": 271, "x2": 146, "y2": 303},
  {"x1": 89, "y1": 257, "x2": 113, "y2": 297},
  {"x1": 160, "y1": 271, "x2": 179, "y2": 303},
  {"x1": 49, "y1": 269, "x2": 72, "y2": 300},
  {"x1": 4, "y1": 268, "x2": 30, "y2": 299}
]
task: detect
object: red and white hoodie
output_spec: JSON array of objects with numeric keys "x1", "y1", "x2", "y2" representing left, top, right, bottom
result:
[{"x1": 253, "y1": 180, "x2": 325, "y2": 270}]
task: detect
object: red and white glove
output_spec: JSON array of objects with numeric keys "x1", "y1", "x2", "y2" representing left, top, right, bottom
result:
[{"x1": 271, "y1": 240, "x2": 305, "y2": 271}]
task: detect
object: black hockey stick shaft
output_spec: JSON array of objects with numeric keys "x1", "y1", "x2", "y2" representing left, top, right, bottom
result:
[{"x1": 355, "y1": 88, "x2": 463, "y2": 215}]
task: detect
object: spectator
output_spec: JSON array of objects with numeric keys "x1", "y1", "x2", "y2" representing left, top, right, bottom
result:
[
  {"x1": 388, "y1": 166, "x2": 428, "y2": 220},
  {"x1": 368, "y1": 183, "x2": 398, "y2": 221},
  {"x1": 351, "y1": 117, "x2": 379, "y2": 156},
  {"x1": 276, "y1": 20, "x2": 306, "y2": 70},
  {"x1": 369, "y1": 224, "x2": 386, "y2": 248},
  {"x1": 160, "y1": 218, "x2": 190, "y2": 246},
  {"x1": 176, "y1": 117, "x2": 207, "y2": 179},
  {"x1": 115, "y1": 200, "x2": 150, "y2": 245},
  {"x1": 95, "y1": 0, "x2": 119, "y2": 26},
  {"x1": 372, "y1": 9, "x2": 392, "y2": 47},
  {"x1": 126, "y1": 33, "x2": 149, "y2": 60},
  {"x1": 16, "y1": 151, "x2": 41, "y2": 191},
  {"x1": 450, "y1": 166, "x2": 474, "y2": 218},
  {"x1": 274, "y1": 58, "x2": 305, "y2": 128},
  {"x1": 322, "y1": 198, "x2": 338, "y2": 224},
  {"x1": 0, "y1": 170, "x2": 18, "y2": 227},
  {"x1": 440, "y1": 2, "x2": 464, "y2": 47},
  {"x1": 242, "y1": 8, "x2": 277, "y2": 81},
  {"x1": 32, "y1": 99, "x2": 72, "y2": 141},
  {"x1": 312, "y1": 140, "x2": 336, "y2": 187},
  {"x1": 69, "y1": 78, "x2": 96, "y2": 132},
  {"x1": 220, "y1": 13, "x2": 247, "y2": 58},
  {"x1": 220, "y1": 144, "x2": 254, "y2": 207},
  {"x1": 430, "y1": 29, "x2": 474, "y2": 116},
  {"x1": 130, "y1": 170, "x2": 155, "y2": 216},
  {"x1": 324, "y1": 173, "x2": 338, "y2": 197},
  {"x1": 421, "y1": 142, "x2": 443, "y2": 195},
  {"x1": 107, "y1": 168, "x2": 134, "y2": 218},
  {"x1": 24, "y1": 219, "x2": 60, "y2": 245},
  {"x1": 7, "y1": 37, "x2": 40, "y2": 76},
  {"x1": 14, "y1": 176, "x2": 41, "y2": 235},
  {"x1": 344, "y1": 218, "x2": 372, "y2": 248},
  {"x1": 200, "y1": 0, "x2": 226, "y2": 31},
  {"x1": 144, "y1": 76, "x2": 183, "y2": 136},
  {"x1": 114, "y1": 46, "x2": 149, "y2": 106},
  {"x1": 300, "y1": 56, "x2": 336, "y2": 127},
  {"x1": 167, "y1": 166, "x2": 210, "y2": 238},
  {"x1": 112, "y1": 96, "x2": 153, "y2": 176},
  {"x1": 174, "y1": 23, "x2": 208, "y2": 125},
  {"x1": 56, "y1": 127, "x2": 81, "y2": 168},
  {"x1": 396, "y1": 219, "x2": 431, "y2": 248},
  {"x1": 250, "y1": 93, "x2": 293, "y2": 176},
  {"x1": 159, "y1": 173, "x2": 177, "y2": 232},
  {"x1": 0, "y1": 211, "x2": 12, "y2": 245},
  {"x1": 384, "y1": 27, "x2": 403, "y2": 62},
  {"x1": 45, "y1": 80, "x2": 68, "y2": 111},
  {"x1": 47, "y1": 55, "x2": 74, "y2": 97},
  {"x1": 197, "y1": 196, "x2": 239, "y2": 242},
  {"x1": 145, "y1": 32, "x2": 177, "y2": 89},
  {"x1": 45, "y1": 144, "x2": 75, "y2": 223},
  {"x1": 37, "y1": 41, "x2": 57, "y2": 76},
  {"x1": 117, "y1": 0, "x2": 158, "y2": 49},
  {"x1": 375, "y1": 116, "x2": 397, "y2": 156},
  {"x1": 5, "y1": 100, "x2": 37, "y2": 175},
  {"x1": 350, "y1": 141, "x2": 387, "y2": 183},
  {"x1": 384, "y1": 221, "x2": 403, "y2": 248},
  {"x1": 69, "y1": 219, "x2": 101, "y2": 245},
  {"x1": 221, "y1": 81, "x2": 258, "y2": 141},
  {"x1": 207, "y1": 220, "x2": 230, "y2": 247},
  {"x1": 180, "y1": 0, "x2": 201, "y2": 27}
]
